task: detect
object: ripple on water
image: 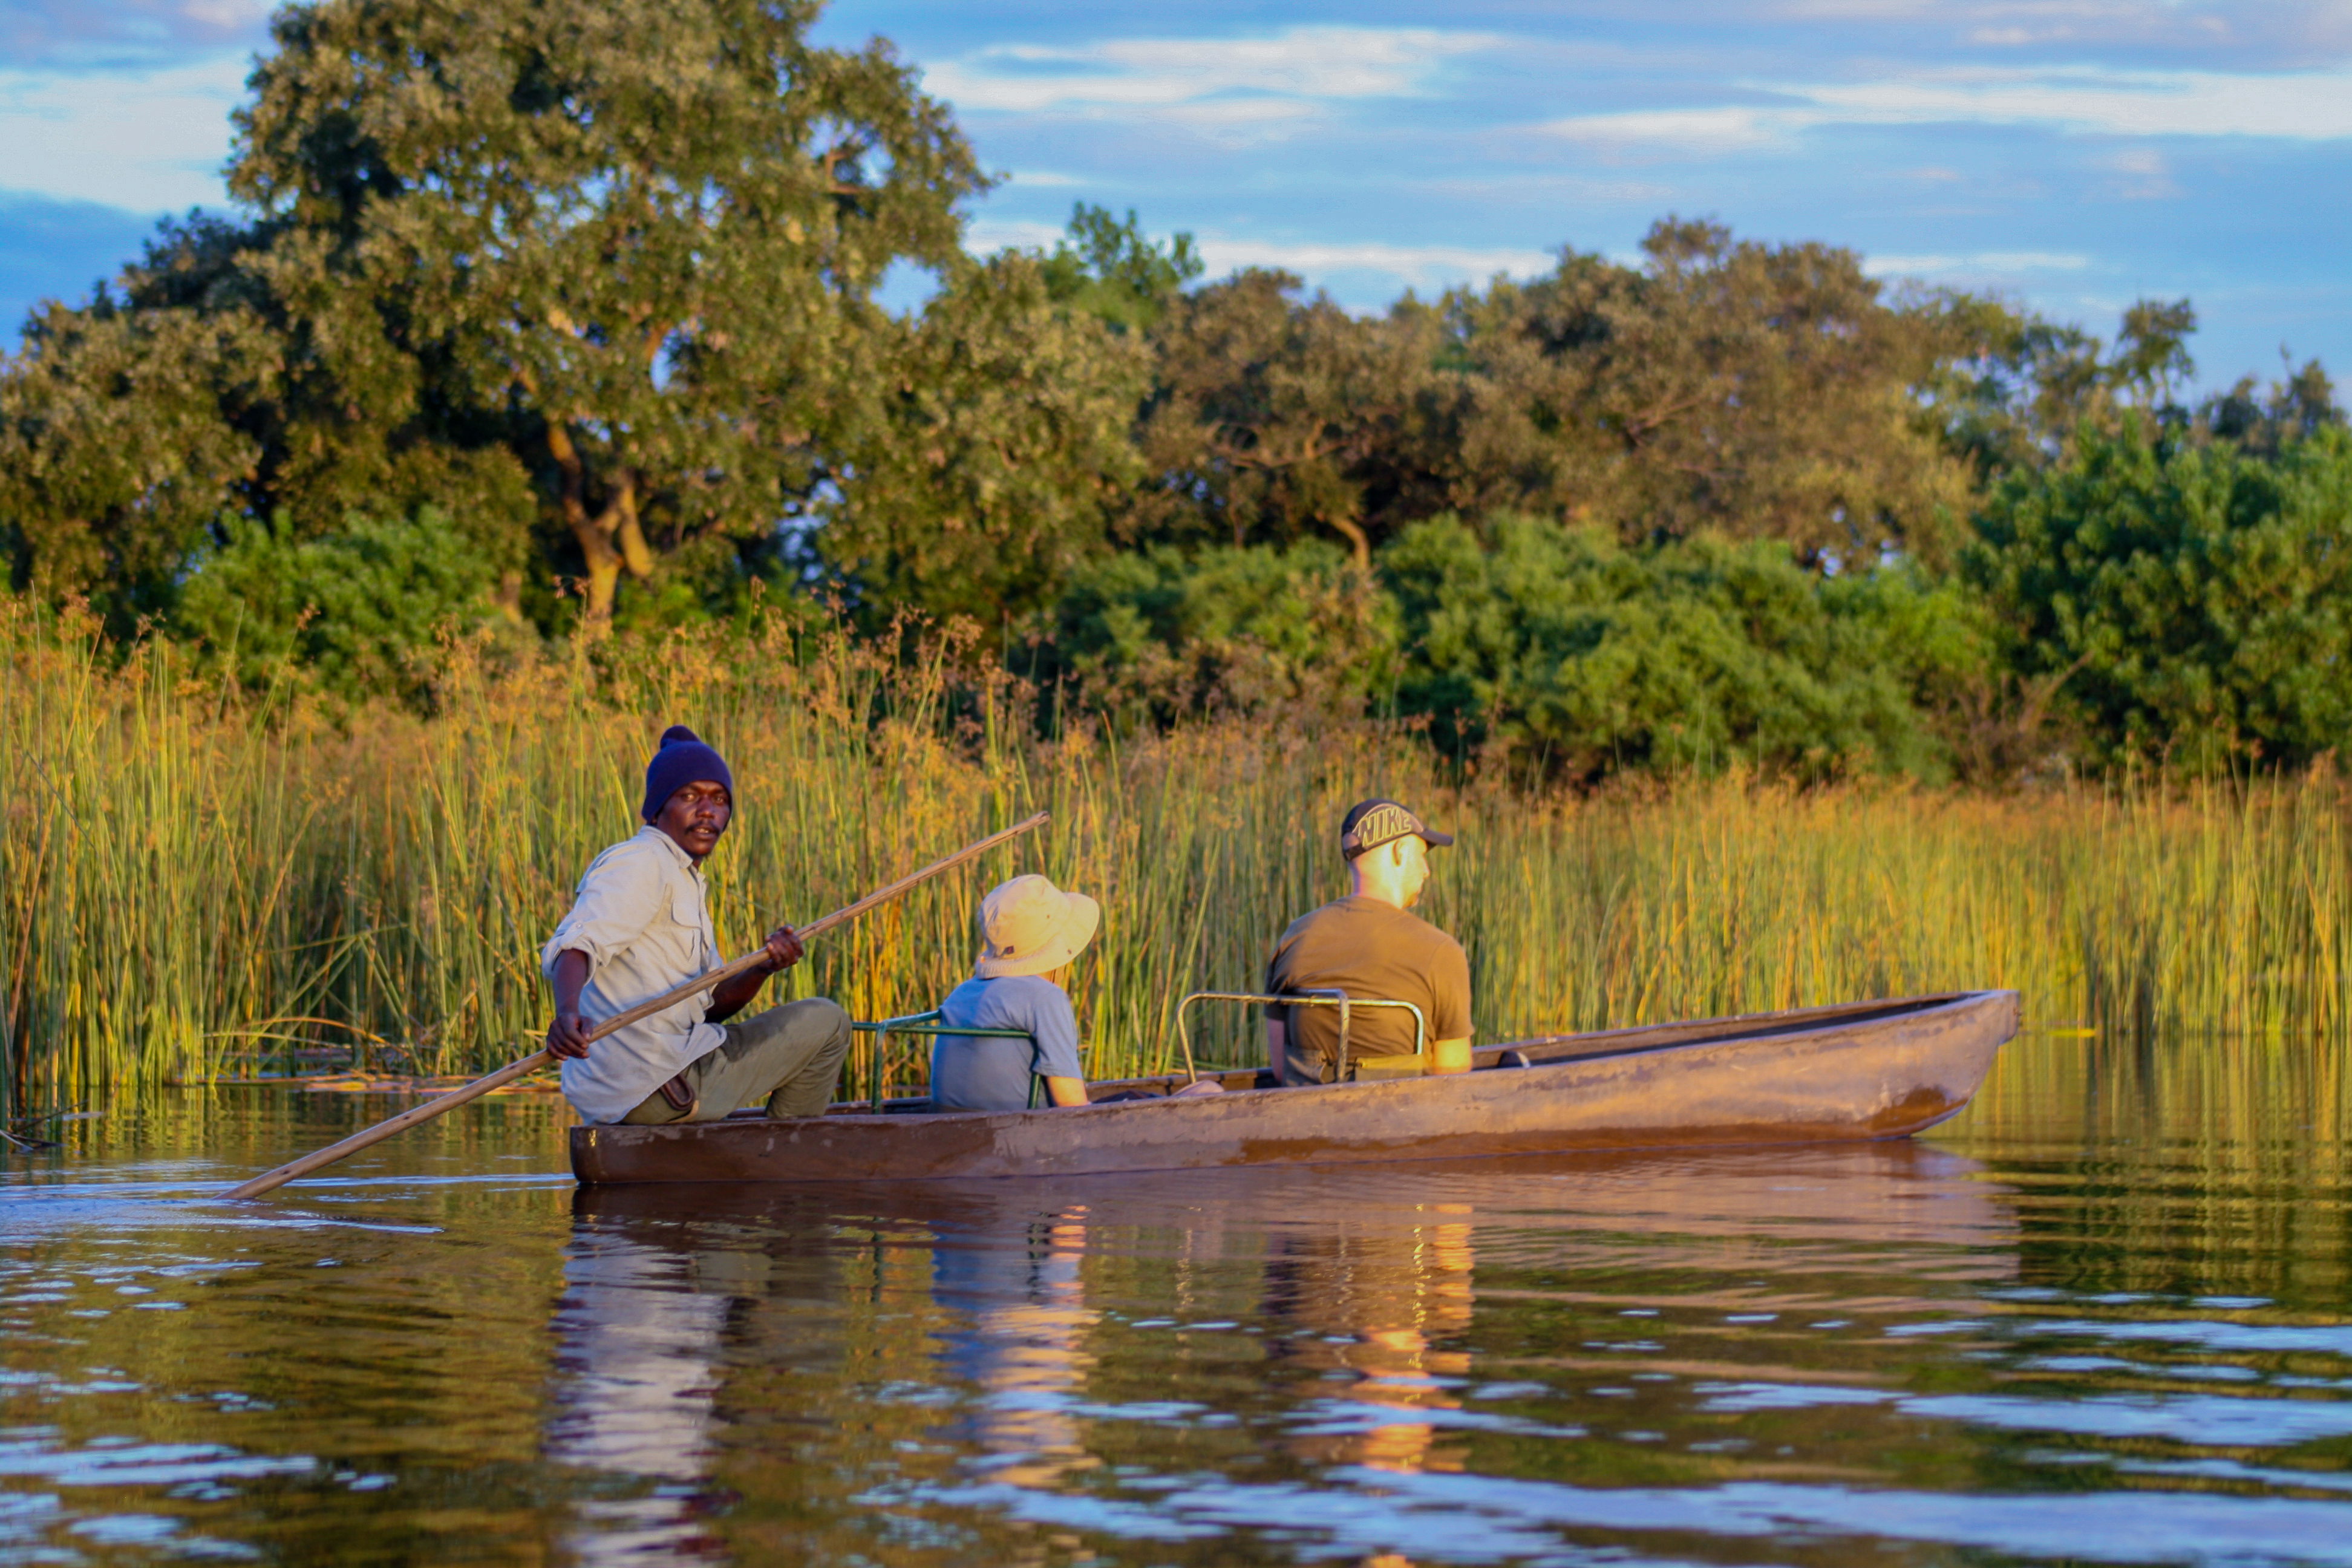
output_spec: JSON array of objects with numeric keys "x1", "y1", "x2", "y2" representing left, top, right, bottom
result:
[{"x1": 0, "y1": 1060, "x2": 2347, "y2": 1564}]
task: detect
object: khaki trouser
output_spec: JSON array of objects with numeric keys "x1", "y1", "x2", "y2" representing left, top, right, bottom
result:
[{"x1": 620, "y1": 998, "x2": 853, "y2": 1125}]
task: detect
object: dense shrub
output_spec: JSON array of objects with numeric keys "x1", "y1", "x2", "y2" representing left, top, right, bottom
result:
[
  {"x1": 1380, "y1": 514, "x2": 1991, "y2": 782},
  {"x1": 1971, "y1": 423, "x2": 2352, "y2": 769},
  {"x1": 173, "y1": 509, "x2": 513, "y2": 707},
  {"x1": 1037, "y1": 516, "x2": 1994, "y2": 785},
  {"x1": 1042, "y1": 541, "x2": 1400, "y2": 724}
]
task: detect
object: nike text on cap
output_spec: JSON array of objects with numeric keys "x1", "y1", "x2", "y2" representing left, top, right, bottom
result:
[{"x1": 1339, "y1": 799, "x2": 1455, "y2": 860}]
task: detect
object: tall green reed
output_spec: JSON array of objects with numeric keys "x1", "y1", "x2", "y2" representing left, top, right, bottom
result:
[{"x1": 5, "y1": 603, "x2": 2350, "y2": 1111}]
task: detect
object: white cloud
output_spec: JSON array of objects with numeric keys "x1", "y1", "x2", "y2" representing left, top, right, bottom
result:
[
  {"x1": 0, "y1": 55, "x2": 244, "y2": 212},
  {"x1": 964, "y1": 217, "x2": 1552, "y2": 293},
  {"x1": 1756, "y1": 0, "x2": 2348, "y2": 58},
  {"x1": 1543, "y1": 64, "x2": 2352, "y2": 155},
  {"x1": 964, "y1": 218, "x2": 1550, "y2": 292},
  {"x1": 1005, "y1": 169, "x2": 1086, "y2": 188},
  {"x1": 1417, "y1": 172, "x2": 1680, "y2": 203},
  {"x1": 1, "y1": 0, "x2": 275, "y2": 70},
  {"x1": 1543, "y1": 105, "x2": 1818, "y2": 155},
  {"x1": 964, "y1": 218, "x2": 1071, "y2": 253},
  {"x1": 1771, "y1": 0, "x2": 2201, "y2": 26},
  {"x1": 178, "y1": 0, "x2": 270, "y2": 28},
  {"x1": 1193, "y1": 237, "x2": 1553, "y2": 289},
  {"x1": 2100, "y1": 146, "x2": 2183, "y2": 198},
  {"x1": 1864, "y1": 250, "x2": 2095, "y2": 277},
  {"x1": 1122, "y1": 97, "x2": 1324, "y2": 139},
  {"x1": 926, "y1": 26, "x2": 1497, "y2": 117},
  {"x1": 1802, "y1": 67, "x2": 2352, "y2": 138}
]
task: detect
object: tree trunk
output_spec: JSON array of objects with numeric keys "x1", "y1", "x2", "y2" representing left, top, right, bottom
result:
[
  {"x1": 566, "y1": 503, "x2": 625, "y2": 628},
  {"x1": 582, "y1": 550, "x2": 623, "y2": 624},
  {"x1": 547, "y1": 422, "x2": 633, "y2": 628},
  {"x1": 1325, "y1": 509, "x2": 1373, "y2": 572},
  {"x1": 614, "y1": 475, "x2": 656, "y2": 581}
]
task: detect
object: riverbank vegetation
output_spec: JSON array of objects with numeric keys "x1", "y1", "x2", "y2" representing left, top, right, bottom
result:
[
  {"x1": 5, "y1": 1, "x2": 2352, "y2": 1111},
  {"x1": 8, "y1": 609, "x2": 2351, "y2": 1108},
  {"x1": 4, "y1": 1, "x2": 2348, "y2": 791}
]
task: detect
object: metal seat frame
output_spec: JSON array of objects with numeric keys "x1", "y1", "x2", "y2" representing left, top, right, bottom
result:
[
  {"x1": 857, "y1": 990, "x2": 1431, "y2": 1109},
  {"x1": 1175, "y1": 990, "x2": 1428, "y2": 1085},
  {"x1": 852, "y1": 1011, "x2": 1035, "y2": 1111}
]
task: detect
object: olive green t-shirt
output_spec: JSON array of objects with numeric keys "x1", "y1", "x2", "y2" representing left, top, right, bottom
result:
[{"x1": 1264, "y1": 895, "x2": 1472, "y2": 1084}]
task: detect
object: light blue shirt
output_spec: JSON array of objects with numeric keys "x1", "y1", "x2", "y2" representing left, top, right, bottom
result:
[{"x1": 930, "y1": 975, "x2": 1084, "y2": 1112}]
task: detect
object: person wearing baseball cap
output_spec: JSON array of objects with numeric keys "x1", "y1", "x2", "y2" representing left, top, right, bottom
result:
[{"x1": 1261, "y1": 799, "x2": 1472, "y2": 1084}]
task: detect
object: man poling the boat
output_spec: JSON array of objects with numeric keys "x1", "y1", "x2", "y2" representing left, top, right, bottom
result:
[
  {"x1": 1263, "y1": 799, "x2": 1474, "y2": 1085},
  {"x1": 541, "y1": 725, "x2": 854, "y2": 1125}
]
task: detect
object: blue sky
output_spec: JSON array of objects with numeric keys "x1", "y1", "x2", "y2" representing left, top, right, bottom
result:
[{"x1": 4, "y1": 1, "x2": 2350, "y2": 387}]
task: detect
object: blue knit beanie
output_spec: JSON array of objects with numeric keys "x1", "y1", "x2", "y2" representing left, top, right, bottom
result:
[{"x1": 641, "y1": 725, "x2": 734, "y2": 822}]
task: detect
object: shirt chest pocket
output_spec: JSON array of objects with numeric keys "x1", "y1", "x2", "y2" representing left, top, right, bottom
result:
[{"x1": 667, "y1": 886, "x2": 713, "y2": 960}]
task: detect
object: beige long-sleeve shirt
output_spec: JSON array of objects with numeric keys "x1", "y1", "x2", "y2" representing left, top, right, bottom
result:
[{"x1": 541, "y1": 826, "x2": 727, "y2": 1123}]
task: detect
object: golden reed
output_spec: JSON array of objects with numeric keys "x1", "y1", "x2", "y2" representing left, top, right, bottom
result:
[{"x1": 6, "y1": 602, "x2": 2350, "y2": 1112}]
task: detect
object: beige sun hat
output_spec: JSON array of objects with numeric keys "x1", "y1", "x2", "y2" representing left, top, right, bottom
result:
[{"x1": 973, "y1": 874, "x2": 1102, "y2": 980}]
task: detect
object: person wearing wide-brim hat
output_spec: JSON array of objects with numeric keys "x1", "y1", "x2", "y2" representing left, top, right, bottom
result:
[
  {"x1": 1262, "y1": 798, "x2": 1473, "y2": 1085},
  {"x1": 931, "y1": 874, "x2": 1102, "y2": 1111}
]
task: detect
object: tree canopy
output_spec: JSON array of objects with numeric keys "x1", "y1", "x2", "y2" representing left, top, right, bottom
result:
[
  {"x1": 1970, "y1": 421, "x2": 2352, "y2": 769},
  {"x1": 3, "y1": 0, "x2": 984, "y2": 630},
  {"x1": 2, "y1": 1, "x2": 2347, "y2": 782}
]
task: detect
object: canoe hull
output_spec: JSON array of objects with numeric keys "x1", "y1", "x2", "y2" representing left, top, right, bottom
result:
[{"x1": 569, "y1": 990, "x2": 2019, "y2": 1184}]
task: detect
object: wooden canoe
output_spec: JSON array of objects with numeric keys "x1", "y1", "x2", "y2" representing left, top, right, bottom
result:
[{"x1": 568, "y1": 990, "x2": 2019, "y2": 1185}]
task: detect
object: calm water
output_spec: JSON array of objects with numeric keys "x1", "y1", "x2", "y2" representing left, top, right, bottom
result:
[{"x1": 3, "y1": 1032, "x2": 2350, "y2": 1566}]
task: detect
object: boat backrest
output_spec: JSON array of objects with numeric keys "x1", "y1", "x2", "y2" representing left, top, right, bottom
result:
[
  {"x1": 1177, "y1": 990, "x2": 1428, "y2": 1082},
  {"x1": 851, "y1": 1010, "x2": 1037, "y2": 1110}
]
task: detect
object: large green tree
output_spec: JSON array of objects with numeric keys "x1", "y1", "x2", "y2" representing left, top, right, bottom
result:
[
  {"x1": 1040, "y1": 203, "x2": 1202, "y2": 338},
  {"x1": 1131, "y1": 270, "x2": 1458, "y2": 567},
  {"x1": 1126, "y1": 220, "x2": 1986, "y2": 573},
  {"x1": 819, "y1": 250, "x2": 1149, "y2": 626},
  {"x1": 0, "y1": 223, "x2": 283, "y2": 631},
  {"x1": 4, "y1": 0, "x2": 985, "y2": 627},
  {"x1": 1446, "y1": 220, "x2": 1978, "y2": 569},
  {"x1": 1930, "y1": 294, "x2": 2342, "y2": 480}
]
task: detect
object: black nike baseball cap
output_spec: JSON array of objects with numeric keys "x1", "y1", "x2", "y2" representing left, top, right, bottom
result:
[{"x1": 1339, "y1": 799, "x2": 1455, "y2": 860}]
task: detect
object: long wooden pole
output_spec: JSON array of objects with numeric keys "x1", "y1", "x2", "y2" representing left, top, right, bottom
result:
[{"x1": 222, "y1": 811, "x2": 1050, "y2": 1200}]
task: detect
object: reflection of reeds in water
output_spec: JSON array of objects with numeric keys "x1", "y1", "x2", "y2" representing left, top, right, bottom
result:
[
  {"x1": 1971, "y1": 1028, "x2": 2352, "y2": 1154},
  {"x1": 8, "y1": 605, "x2": 2352, "y2": 1109},
  {"x1": 1955, "y1": 1026, "x2": 2352, "y2": 1303}
]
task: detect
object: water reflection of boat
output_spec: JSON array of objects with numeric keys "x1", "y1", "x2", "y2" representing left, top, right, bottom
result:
[
  {"x1": 572, "y1": 991, "x2": 2019, "y2": 1186},
  {"x1": 1261, "y1": 1203, "x2": 1480, "y2": 1476},
  {"x1": 544, "y1": 1225, "x2": 734, "y2": 1561},
  {"x1": 560, "y1": 1140, "x2": 2016, "y2": 1550},
  {"x1": 569, "y1": 1140, "x2": 2007, "y2": 1244},
  {"x1": 929, "y1": 1204, "x2": 1099, "y2": 1488}
]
